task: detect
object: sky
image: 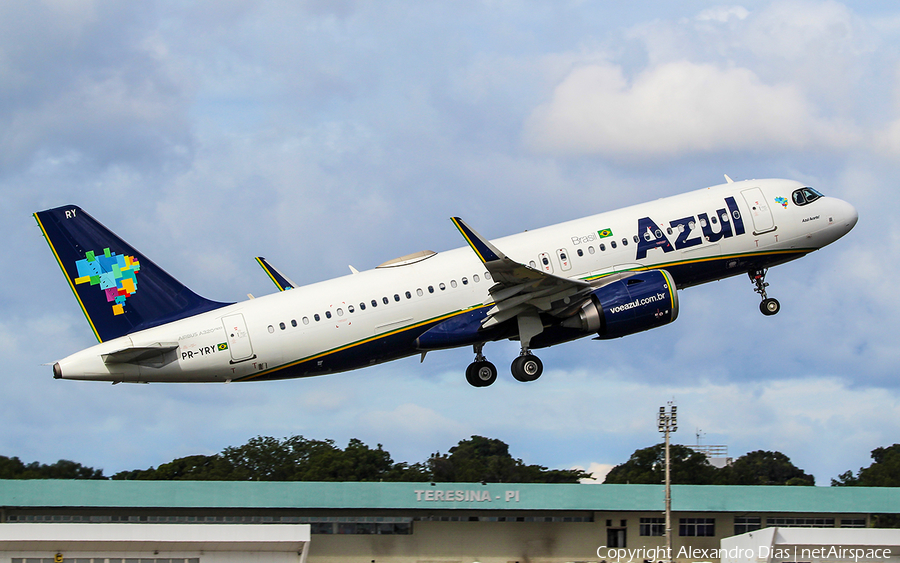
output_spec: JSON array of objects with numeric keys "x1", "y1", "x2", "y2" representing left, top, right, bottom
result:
[{"x1": 3, "y1": 0, "x2": 899, "y2": 485}]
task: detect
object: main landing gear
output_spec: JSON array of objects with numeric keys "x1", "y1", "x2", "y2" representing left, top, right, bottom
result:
[
  {"x1": 465, "y1": 343, "x2": 544, "y2": 387},
  {"x1": 750, "y1": 268, "x2": 780, "y2": 316},
  {"x1": 465, "y1": 343, "x2": 497, "y2": 387}
]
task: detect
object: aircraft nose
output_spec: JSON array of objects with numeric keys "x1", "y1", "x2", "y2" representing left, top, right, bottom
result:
[{"x1": 837, "y1": 198, "x2": 859, "y2": 232}]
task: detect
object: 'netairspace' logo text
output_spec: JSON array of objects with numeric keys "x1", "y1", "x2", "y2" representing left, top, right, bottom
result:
[
  {"x1": 596, "y1": 546, "x2": 892, "y2": 562},
  {"x1": 608, "y1": 293, "x2": 666, "y2": 314}
]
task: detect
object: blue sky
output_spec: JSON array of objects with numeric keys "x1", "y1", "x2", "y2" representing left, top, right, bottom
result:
[{"x1": 3, "y1": 1, "x2": 899, "y2": 483}]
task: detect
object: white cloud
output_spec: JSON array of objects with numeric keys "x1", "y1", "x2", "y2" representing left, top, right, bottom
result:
[{"x1": 523, "y1": 60, "x2": 859, "y2": 158}]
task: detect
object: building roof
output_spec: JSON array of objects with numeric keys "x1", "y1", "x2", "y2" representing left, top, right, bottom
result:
[{"x1": 2, "y1": 481, "x2": 899, "y2": 513}]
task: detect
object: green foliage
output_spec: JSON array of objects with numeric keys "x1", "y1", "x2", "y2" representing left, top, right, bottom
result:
[
  {"x1": 603, "y1": 445, "x2": 814, "y2": 485},
  {"x1": 428, "y1": 436, "x2": 588, "y2": 483},
  {"x1": 603, "y1": 444, "x2": 717, "y2": 484},
  {"x1": 832, "y1": 444, "x2": 900, "y2": 487},
  {"x1": 110, "y1": 435, "x2": 585, "y2": 483},
  {"x1": 0, "y1": 455, "x2": 104, "y2": 479},
  {"x1": 715, "y1": 450, "x2": 815, "y2": 486}
]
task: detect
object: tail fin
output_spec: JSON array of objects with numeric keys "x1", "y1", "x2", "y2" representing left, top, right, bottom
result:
[{"x1": 34, "y1": 205, "x2": 231, "y2": 342}]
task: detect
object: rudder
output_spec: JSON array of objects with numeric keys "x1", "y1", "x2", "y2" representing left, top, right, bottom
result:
[{"x1": 35, "y1": 205, "x2": 231, "y2": 342}]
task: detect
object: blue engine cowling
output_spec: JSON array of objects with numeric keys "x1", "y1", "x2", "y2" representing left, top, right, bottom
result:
[{"x1": 561, "y1": 269, "x2": 679, "y2": 339}]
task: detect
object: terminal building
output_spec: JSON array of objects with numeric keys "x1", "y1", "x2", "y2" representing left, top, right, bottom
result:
[{"x1": 1, "y1": 480, "x2": 899, "y2": 563}]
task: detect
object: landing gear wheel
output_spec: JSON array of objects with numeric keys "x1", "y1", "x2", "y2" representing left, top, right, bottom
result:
[
  {"x1": 466, "y1": 361, "x2": 497, "y2": 387},
  {"x1": 511, "y1": 354, "x2": 543, "y2": 382},
  {"x1": 749, "y1": 268, "x2": 780, "y2": 317},
  {"x1": 760, "y1": 298, "x2": 780, "y2": 316}
]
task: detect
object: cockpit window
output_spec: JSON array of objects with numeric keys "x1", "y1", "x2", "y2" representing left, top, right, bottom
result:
[{"x1": 792, "y1": 187, "x2": 823, "y2": 206}]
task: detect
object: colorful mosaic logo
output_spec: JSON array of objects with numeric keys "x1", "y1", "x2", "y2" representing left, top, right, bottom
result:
[
  {"x1": 775, "y1": 196, "x2": 789, "y2": 209},
  {"x1": 73, "y1": 248, "x2": 140, "y2": 316}
]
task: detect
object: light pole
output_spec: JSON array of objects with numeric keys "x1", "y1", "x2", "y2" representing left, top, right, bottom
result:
[{"x1": 658, "y1": 402, "x2": 677, "y2": 563}]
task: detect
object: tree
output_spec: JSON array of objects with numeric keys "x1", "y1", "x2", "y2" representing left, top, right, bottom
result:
[
  {"x1": 716, "y1": 450, "x2": 814, "y2": 486},
  {"x1": 832, "y1": 444, "x2": 900, "y2": 487},
  {"x1": 603, "y1": 444, "x2": 717, "y2": 484},
  {"x1": 0, "y1": 455, "x2": 105, "y2": 479}
]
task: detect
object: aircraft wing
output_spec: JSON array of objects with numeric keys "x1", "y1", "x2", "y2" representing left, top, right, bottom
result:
[
  {"x1": 255, "y1": 257, "x2": 297, "y2": 291},
  {"x1": 451, "y1": 217, "x2": 593, "y2": 328}
]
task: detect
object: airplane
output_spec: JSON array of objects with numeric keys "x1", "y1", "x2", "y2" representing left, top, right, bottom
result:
[{"x1": 34, "y1": 177, "x2": 857, "y2": 387}]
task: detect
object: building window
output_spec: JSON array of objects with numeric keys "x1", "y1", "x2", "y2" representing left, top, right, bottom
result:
[
  {"x1": 841, "y1": 519, "x2": 866, "y2": 528},
  {"x1": 640, "y1": 517, "x2": 665, "y2": 536},
  {"x1": 680, "y1": 517, "x2": 715, "y2": 536},
  {"x1": 767, "y1": 517, "x2": 835, "y2": 528},
  {"x1": 734, "y1": 516, "x2": 761, "y2": 535},
  {"x1": 608, "y1": 527, "x2": 626, "y2": 547}
]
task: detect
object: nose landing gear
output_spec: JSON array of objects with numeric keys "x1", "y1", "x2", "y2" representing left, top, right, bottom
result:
[{"x1": 750, "y1": 268, "x2": 780, "y2": 316}]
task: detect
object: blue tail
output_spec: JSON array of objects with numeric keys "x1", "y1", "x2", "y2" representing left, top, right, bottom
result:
[{"x1": 34, "y1": 205, "x2": 231, "y2": 342}]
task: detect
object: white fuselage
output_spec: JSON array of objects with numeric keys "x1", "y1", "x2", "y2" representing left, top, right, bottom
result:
[{"x1": 54, "y1": 179, "x2": 858, "y2": 383}]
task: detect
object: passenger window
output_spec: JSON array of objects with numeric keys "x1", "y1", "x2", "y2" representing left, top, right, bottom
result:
[
  {"x1": 611, "y1": 241, "x2": 617, "y2": 249},
  {"x1": 644, "y1": 231, "x2": 652, "y2": 241},
  {"x1": 314, "y1": 314, "x2": 321, "y2": 321},
  {"x1": 439, "y1": 283, "x2": 446, "y2": 291},
  {"x1": 588, "y1": 246, "x2": 595, "y2": 254},
  {"x1": 600, "y1": 243, "x2": 606, "y2": 251},
  {"x1": 417, "y1": 288, "x2": 424, "y2": 296},
  {"x1": 473, "y1": 274, "x2": 480, "y2": 282},
  {"x1": 542, "y1": 256, "x2": 550, "y2": 266},
  {"x1": 291, "y1": 319, "x2": 297, "y2": 327},
  {"x1": 303, "y1": 317, "x2": 309, "y2": 325},
  {"x1": 577, "y1": 249, "x2": 583, "y2": 257},
  {"x1": 405, "y1": 291, "x2": 412, "y2": 299},
  {"x1": 450, "y1": 280, "x2": 457, "y2": 288},
  {"x1": 632, "y1": 235, "x2": 639, "y2": 243},
  {"x1": 667, "y1": 227, "x2": 673, "y2": 235},
  {"x1": 337, "y1": 308, "x2": 343, "y2": 316},
  {"x1": 325, "y1": 311, "x2": 332, "y2": 319},
  {"x1": 360, "y1": 302, "x2": 366, "y2": 310},
  {"x1": 383, "y1": 296, "x2": 390, "y2": 304},
  {"x1": 428, "y1": 286, "x2": 434, "y2": 293},
  {"x1": 461, "y1": 278, "x2": 468, "y2": 285},
  {"x1": 485, "y1": 272, "x2": 491, "y2": 280},
  {"x1": 348, "y1": 305, "x2": 355, "y2": 313},
  {"x1": 711, "y1": 215, "x2": 717, "y2": 224},
  {"x1": 268, "y1": 325, "x2": 274, "y2": 333},
  {"x1": 279, "y1": 322, "x2": 285, "y2": 330},
  {"x1": 700, "y1": 218, "x2": 707, "y2": 227},
  {"x1": 394, "y1": 294, "x2": 400, "y2": 302},
  {"x1": 529, "y1": 260, "x2": 536, "y2": 267},
  {"x1": 371, "y1": 300, "x2": 377, "y2": 308}
]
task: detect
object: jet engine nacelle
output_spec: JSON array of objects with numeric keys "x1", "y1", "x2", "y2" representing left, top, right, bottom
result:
[{"x1": 561, "y1": 270, "x2": 678, "y2": 339}]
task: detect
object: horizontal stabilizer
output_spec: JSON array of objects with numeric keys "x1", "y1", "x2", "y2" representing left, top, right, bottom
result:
[
  {"x1": 255, "y1": 257, "x2": 297, "y2": 291},
  {"x1": 102, "y1": 343, "x2": 179, "y2": 364}
]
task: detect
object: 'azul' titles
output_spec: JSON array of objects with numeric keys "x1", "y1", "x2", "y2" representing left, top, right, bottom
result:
[{"x1": 635, "y1": 196, "x2": 745, "y2": 260}]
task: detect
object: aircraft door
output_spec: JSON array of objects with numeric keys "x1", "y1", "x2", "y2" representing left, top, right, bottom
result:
[
  {"x1": 222, "y1": 313, "x2": 256, "y2": 363},
  {"x1": 538, "y1": 252, "x2": 554, "y2": 273},
  {"x1": 741, "y1": 187, "x2": 775, "y2": 234}
]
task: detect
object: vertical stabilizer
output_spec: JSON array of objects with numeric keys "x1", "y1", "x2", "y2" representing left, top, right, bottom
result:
[{"x1": 34, "y1": 205, "x2": 231, "y2": 342}]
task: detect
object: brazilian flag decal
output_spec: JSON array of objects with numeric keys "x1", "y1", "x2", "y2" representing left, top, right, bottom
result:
[
  {"x1": 597, "y1": 228, "x2": 614, "y2": 238},
  {"x1": 217, "y1": 342, "x2": 229, "y2": 351}
]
